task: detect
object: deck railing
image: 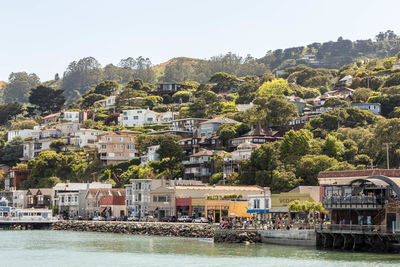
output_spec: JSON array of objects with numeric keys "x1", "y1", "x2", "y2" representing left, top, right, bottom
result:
[
  {"x1": 323, "y1": 196, "x2": 385, "y2": 209},
  {"x1": 315, "y1": 224, "x2": 390, "y2": 233}
]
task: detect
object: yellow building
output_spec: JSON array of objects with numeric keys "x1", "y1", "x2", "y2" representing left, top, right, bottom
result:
[
  {"x1": 270, "y1": 192, "x2": 316, "y2": 215},
  {"x1": 191, "y1": 198, "x2": 250, "y2": 222}
]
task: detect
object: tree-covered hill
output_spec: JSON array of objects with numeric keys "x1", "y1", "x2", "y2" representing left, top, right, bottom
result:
[{"x1": 2, "y1": 31, "x2": 400, "y2": 105}]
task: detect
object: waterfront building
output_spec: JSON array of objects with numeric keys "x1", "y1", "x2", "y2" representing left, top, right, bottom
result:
[
  {"x1": 247, "y1": 194, "x2": 272, "y2": 218},
  {"x1": 4, "y1": 168, "x2": 30, "y2": 191},
  {"x1": 98, "y1": 188, "x2": 126, "y2": 217},
  {"x1": 97, "y1": 130, "x2": 140, "y2": 165},
  {"x1": 53, "y1": 182, "x2": 112, "y2": 218},
  {"x1": 0, "y1": 190, "x2": 27, "y2": 209},
  {"x1": 125, "y1": 179, "x2": 160, "y2": 218},
  {"x1": 42, "y1": 112, "x2": 61, "y2": 125},
  {"x1": 26, "y1": 188, "x2": 52, "y2": 209},
  {"x1": 270, "y1": 187, "x2": 319, "y2": 216},
  {"x1": 318, "y1": 170, "x2": 400, "y2": 230},
  {"x1": 174, "y1": 185, "x2": 268, "y2": 221}
]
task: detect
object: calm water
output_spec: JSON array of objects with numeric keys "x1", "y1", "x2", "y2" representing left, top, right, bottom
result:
[{"x1": 1, "y1": 230, "x2": 400, "y2": 267}]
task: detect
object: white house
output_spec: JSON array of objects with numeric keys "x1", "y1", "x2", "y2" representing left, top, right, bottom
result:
[
  {"x1": 351, "y1": 103, "x2": 381, "y2": 115},
  {"x1": 8, "y1": 128, "x2": 37, "y2": 141},
  {"x1": 237, "y1": 103, "x2": 254, "y2": 112},
  {"x1": 231, "y1": 143, "x2": 260, "y2": 161},
  {"x1": 71, "y1": 128, "x2": 104, "y2": 148},
  {"x1": 63, "y1": 111, "x2": 87, "y2": 123},
  {"x1": 339, "y1": 75, "x2": 353, "y2": 85},
  {"x1": 119, "y1": 109, "x2": 175, "y2": 127},
  {"x1": 140, "y1": 145, "x2": 160, "y2": 164}
]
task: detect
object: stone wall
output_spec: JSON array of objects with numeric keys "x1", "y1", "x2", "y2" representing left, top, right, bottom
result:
[
  {"x1": 214, "y1": 229, "x2": 261, "y2": 243},
  {"x1": 51, "y1": 221, "x2": 214, "y2": 238},
  {"x1": 259, "y1": 229, "x2": 316, "y2": 246}
]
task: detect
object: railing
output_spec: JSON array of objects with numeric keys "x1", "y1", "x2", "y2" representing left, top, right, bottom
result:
[
  {"x1": 0, "y1": 217, "x2": 55, "y2": 222},
  {"x1": 316, "y1": 224, "x2": 387, "y2": 233},
  {"x1": 323, "y1": 196, "x2": 385, "y2": 209}
]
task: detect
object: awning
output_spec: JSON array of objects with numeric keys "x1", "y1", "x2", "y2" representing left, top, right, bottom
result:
[
  {"x1": 246, "y1": 209, "x2": 269, "y2": 214},
  {"x1": 99, "y1": 207, "x2": 106, "y2": 213}
]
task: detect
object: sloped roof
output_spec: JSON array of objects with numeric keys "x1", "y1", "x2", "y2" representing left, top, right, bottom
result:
[
  {"x1": 199, "y1": 117, "x2": 238, "y2": 125},
  {"x1": 43, "y1": 112, "x2": 61, "y2": 119}
]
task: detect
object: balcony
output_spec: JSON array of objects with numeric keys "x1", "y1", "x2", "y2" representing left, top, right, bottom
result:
[{"x1": 323, "y1": 196, "x2": 385, "y2": 210}]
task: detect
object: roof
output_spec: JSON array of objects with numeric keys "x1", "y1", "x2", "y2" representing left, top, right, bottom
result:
[
  {"x1": 171, "y1": 118, "x2": 208, "y2": 122},
  {"x1": 190, "y1": 149, "x2": 215, "y2": 157},
  {"x1": 339, "y1": 75, "x2": 353, "y2": 82},
  {"x1": 199, "y1": 117, "x2": 238, "y2": 125},
  {"x1": 99, "y1": 195, "x2": 125, "y2": 206},
  {"x1": 43, "y1": 112, "x2": 61, "y2": 119},
  {"x1": 174, "y1": 185, "x2": 264, "y2": 191},
  {"x1": 318, "y1": 169, "x2": 400, "y2": 179}
]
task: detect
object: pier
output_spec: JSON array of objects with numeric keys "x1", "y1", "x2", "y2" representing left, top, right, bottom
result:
[
  {"x1": 316, "y1": 224, "x2": 400, "y2": 252},
  {"x1": 0, "y1": 218, "x2": 55, "y2": 230}
]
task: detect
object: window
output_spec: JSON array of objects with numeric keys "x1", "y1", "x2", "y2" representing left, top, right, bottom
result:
[
  {"x1": 123, "y1": 111, "x2": 127, "y2": 116},
  {"x1": 75, "y1": 196, "x2": 78, "y2": 202},
  {"x1": 254, "y1": 199, "x2": 260, "y2": 209},
  {"x1": 107, "y1": 137, "x2": 111, "y2": 141},
  {"x1": 61, "y1": 196, "x2": 64, "y2": 203},
  {"x1": 137, "y1": 110, "x2": 142, "y2": 114},
  {"x1": 120, "y1": 144, "x2": 123, "y2": 149},
  {"x1": 113, "y1": 144, "x2": 117, "y2": 148},
  {"x1": 124, "y1": 117, "x2": 128, "y2": 120},
  {"x1": 133, "y1": 116, "x2": 139, "y2": 120},
  {"x1": 153, "y1": 196, "x2": 157, "y2": 202},
  {"x1": 120, "y1": 137, "x2": 124, "y2": 142},
  {"x1": 101, "y1": 144, "x2": 107, "y2": 149},
  {"x1": 147, "y1": 118, "x2": 153, "y2": 122},
  {"x1": 68, "y1": 196, "x2": 71, "y2": 203}
]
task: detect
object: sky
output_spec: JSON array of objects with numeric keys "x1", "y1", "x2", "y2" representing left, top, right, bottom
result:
[{"x1": 0, "y1": 0, "x2": 400, "y2": 81}]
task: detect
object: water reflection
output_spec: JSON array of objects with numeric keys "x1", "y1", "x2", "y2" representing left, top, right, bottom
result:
[{"x1": 1, "y1": 230, "x2": 400, "y2": 267}]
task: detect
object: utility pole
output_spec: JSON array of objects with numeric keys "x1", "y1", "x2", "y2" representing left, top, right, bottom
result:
[{"x1": 384, "y1": 143, "x2": 393, "y2": 169}]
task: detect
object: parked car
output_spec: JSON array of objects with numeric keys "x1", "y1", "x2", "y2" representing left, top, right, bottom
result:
[
  {"x1": 106, "y1": 216, "x2": 117, "y2": 221},
  {"x1": 117, "y1": 216, "x2": 127, "y2": 221},
  {"x1": 161, "y1": 216, "x2": 177, "y2": 222},
  {"x1": 127, "y1": 215, "x2": 140, "y2": 221},
  {"x1": 92, "y1": 216, "x2": 105, "y2": 221},
  {"x1": 177, "y1": 216, "x2": 192, "y2": 223},
  {"x1": 193, "y1": 217, "x2": 208, "y2": 223}
]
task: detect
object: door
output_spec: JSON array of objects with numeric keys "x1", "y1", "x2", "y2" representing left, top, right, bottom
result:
[{"x1": 386, "y1": 213, "x2": 396, "y2": 232}]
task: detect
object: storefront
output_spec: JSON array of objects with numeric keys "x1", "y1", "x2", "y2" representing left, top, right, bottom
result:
[
  {"x1": 205, "y1": 200, "x2": 250, "y2": 223},
  {"x1": 191, "y1": 198, "x2": 206, "y2": 218},
  {"x1": 175, "y1": 197, "x2": 191, "y2": 217},
  {"x1": 270, "y1": 192, "x2": 315, "y2": 218}
]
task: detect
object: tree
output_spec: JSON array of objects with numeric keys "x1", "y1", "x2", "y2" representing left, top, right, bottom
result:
[
  {"x1": 296, "y1": 155, "x2": 338, "y2": 185},
  {"x1": 257, "y1": 78, "x2": 293, "y2": 97},
  {"x1": 29, "y1": 86, "x2": 65, "y2": 115},
  {"x1": 149, "y1": 158, "x2": 183, "y2": 180},
  {"x1": 3, "y1": 72, "x2": 40, "y2": 103},
  {"x1": 249, "y1": 96, "x2": 298, "y2": 126},
  {"x1": 50, "y1": 138, "x2": 67, "y2": 153},
  {"x1": 81, "y1": 93, "x2": 106, "y2": 109},
  {"x1": 104, "y1": 113, "x2": 120, "y2": 126},
  {"x1": 10, "y1": 120, "x2": 39, "y2": 130},
  {"x1": 0, "y1": 102, "x2": 24, "y2": 125},
  {"x1": 1, "y1": 137, "x2": 23, "y2": 166},
  {"x1": 270, "y1": 170, "x2": 302, "y2": 193},
  {"x1": 209, "y1": 72, "x2": 238, "y2": 93},
  {"x1": 217, "y1": 124, "x2": 237, "y2": 147},
  {"x1": 210, "y1": 173, "x2": 223, "y2": 185},
  {"x1": 323, "y1": 97, "x2": 349, "y2": 108},
  {"x1": 157, "y1": 138, "x2": 183, "y2": 160},
  {"x1": 354, "y1": 88, "x2": 372, "y2": 102},
  {"x1": 322, "y1": 134, "x2": 344, "y2": 159},
  {"x1": 236, "y1": 75, "x2": 260, "y2": 104},
  {"x1": 383, "y1": 73, "x2": 400, "y2": 87},
  {"x1": 172, "y1": 91, "x2": 190, "y2": 103},
  {"x1": 93, "y1": 80, "x2": 119, "y2": 96},
  {"x1": 280, "y1": 129, "x2": 313, "y2": 163}
]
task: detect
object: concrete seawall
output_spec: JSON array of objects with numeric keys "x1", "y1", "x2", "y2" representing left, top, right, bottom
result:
[{"x1": 258, "y1": 230, "x2": 316, "y2": 246}]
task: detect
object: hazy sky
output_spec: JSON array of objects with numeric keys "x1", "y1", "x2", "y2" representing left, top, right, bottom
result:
[{"x1": 1, "y1": 0, "x2": 400, "y2": 81}]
